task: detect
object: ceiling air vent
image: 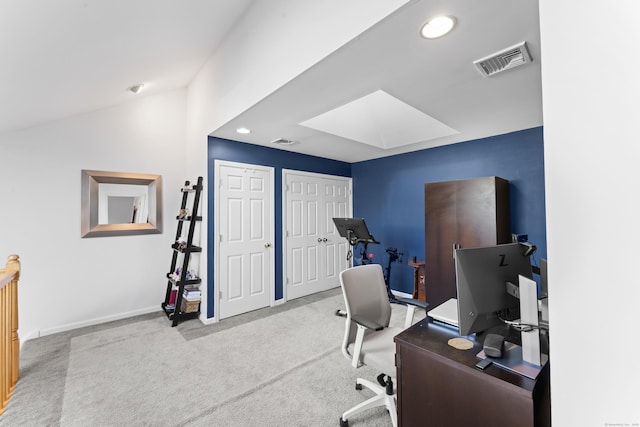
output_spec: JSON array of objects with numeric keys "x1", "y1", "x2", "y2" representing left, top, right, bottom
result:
[
  {"x1": 271, "y1": 138, "x2": 297, "y2": 146},
  {"x1": 473, "y1": 41, "x2": 532, "y2": 77}
]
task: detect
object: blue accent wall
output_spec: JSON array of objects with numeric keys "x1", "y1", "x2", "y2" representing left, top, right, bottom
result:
[
  {"x1": 351, "y1": 127, "x2": 546, "y2": 294},
  {"x1": 207, "y1": 137, "x2": 352, "y2": 318},
  {"x1": 207, "y1": 127, "x2": 545, "y2": 316}
]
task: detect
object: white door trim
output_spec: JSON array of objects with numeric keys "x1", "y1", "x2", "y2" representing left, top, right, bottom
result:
[{"x1": 214, "y1": 160, "x2": 275, "y2": 321}]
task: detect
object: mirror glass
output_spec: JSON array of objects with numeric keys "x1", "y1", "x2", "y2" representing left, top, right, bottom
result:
[
  {"x1": 81, "y1": 170, "x2": 162, "y2": 238},
  {"x1": 106, "y1": 196, "x2": 138, "y2": 224},
  {"x1": 98, "y1": 183, "x2": 149, "y2": 224}
]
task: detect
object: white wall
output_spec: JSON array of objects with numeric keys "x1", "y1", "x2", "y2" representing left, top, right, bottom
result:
[
  {"x1": 540, "y1": 1, "x2": 640, "y2": 425},
  {"x1": 0, "y1": 90, "x2": 187, "y2": 339}
]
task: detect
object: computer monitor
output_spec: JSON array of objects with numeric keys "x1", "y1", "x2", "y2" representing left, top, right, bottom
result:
[{"x1": 455, "y1": 243, "x2": 533, "y2": 336}]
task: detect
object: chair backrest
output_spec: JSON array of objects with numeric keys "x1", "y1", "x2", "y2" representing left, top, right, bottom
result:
[{"x1": 340, "y1": 264, "x2": 392, "y2": 357}]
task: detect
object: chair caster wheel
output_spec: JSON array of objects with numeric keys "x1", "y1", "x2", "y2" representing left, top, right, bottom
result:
[
  {"x1": 340, "y1": 417, "x2": 349, "y2": 427},
  {"x1": 355, "y1": 383, "x2": 362, "y2": 390}
]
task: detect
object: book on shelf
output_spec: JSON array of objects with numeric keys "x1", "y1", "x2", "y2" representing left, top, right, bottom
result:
[{"x1": 183, "y1": 287, "x2": 201, "y2": 301}]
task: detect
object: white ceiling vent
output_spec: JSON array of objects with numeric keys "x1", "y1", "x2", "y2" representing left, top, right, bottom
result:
[{"x1": 473, "y1": 41, "x2": 532, "y2": 77}]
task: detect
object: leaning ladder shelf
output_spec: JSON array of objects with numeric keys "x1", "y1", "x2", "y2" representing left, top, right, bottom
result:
[{"x1": 161, "y1": 176, "x2": 203, "y2": 326}]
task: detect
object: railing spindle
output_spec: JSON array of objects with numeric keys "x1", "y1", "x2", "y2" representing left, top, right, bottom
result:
[{"x1": 0, "y1": 254, "x2": 20, "y2": 416}]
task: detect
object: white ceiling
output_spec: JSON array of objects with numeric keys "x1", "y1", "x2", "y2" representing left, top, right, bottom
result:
[
  {"x1": 0, "y1": 0, "x2": 254, "y2": 133},
  {"x1": 0, "y1": 0, "x2": 542, "y2": 163}
]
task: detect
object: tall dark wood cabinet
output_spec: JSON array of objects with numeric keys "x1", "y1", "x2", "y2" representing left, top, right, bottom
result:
[{"x1": 424, "y1": 176, "x2": 511, "y2": 308}]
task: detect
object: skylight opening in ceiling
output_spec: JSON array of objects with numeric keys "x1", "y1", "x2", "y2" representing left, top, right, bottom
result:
[{"x1": 299, "y1": 90, "x2": 458, "y2": 149}]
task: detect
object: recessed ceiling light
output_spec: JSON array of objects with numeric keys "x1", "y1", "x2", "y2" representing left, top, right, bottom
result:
[
  {"x1": 236, "y1": 127, "x2": 251, "y2": 134},
  {"x1": 128, "y1": 84, "x2": 144, "y2": 94},
  {"x1": 271, "y1": 138, "x2": 297, "y2": 146},
  {"x1": 420, "y1": 15, "x2": 456, "y2": 39}
]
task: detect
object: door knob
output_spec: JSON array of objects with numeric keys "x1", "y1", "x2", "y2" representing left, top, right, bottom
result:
[
  {"x1": 264, "y1": 242, "x2": 272, "y2": 248},
  {"x1": 317, "y1": 238, "x2": 322, "y2": 243},
  {"x1": 322, "y1": 238, "x2": 328, "y2": 242}
]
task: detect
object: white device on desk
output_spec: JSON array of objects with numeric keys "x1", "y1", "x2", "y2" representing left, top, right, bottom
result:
[
  {"x1": 427, "y1": 298, "x2": 458, "y2": 327},
  {"x1": 518, "y1": 274, "x2": 541, "y2": 365},
  {"x1": 428, "y1": 294, "x2": 548, "y2": 379}
]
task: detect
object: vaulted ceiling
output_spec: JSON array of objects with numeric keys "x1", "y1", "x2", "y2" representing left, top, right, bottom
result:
[{"x1": 1, "y1": 0, "x2": 542, "y2": 163}]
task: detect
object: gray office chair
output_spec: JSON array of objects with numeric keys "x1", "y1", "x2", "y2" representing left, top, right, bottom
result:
[{"x1": 338, "y1": 264, "x2": 426, "y2": 427}]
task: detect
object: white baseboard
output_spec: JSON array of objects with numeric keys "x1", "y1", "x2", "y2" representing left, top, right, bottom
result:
[
  {"x1": 20, "y1": 330, "x2": 42, "y2": 349},
  {"x1": 199, "y1": 314, "x2": 218, "y2": 325},
  {"x1": 24, "y1": 305, "x2": 161, "y2": 344}
]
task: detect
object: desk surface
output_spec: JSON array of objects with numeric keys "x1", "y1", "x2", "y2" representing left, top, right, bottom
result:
[
  {"x1": 396, "y1": 317, "x2": 545, "y2": 390},
  {"x1": 394, "y1": 318, "x2": 550, "y2": 427}
]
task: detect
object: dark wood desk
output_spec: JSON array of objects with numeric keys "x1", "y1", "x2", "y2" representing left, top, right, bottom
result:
[{"x1": 394, "y1": 318, "x2": 550, "y2": 427}]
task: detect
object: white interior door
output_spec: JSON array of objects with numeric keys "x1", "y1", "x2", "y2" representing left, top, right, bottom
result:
[
  {"x1": 321, "y1": 177, "x2": 351, "y2": 286},
  {"x1": 216, "y1": 161, "x2": 274, "y2": 319},
  {"x1": 284, "y1": 171, "x2": 351, "y2": 300}
]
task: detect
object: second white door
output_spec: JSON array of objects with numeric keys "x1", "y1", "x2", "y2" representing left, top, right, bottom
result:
[{"x1": 284, "y1": 170, "x2": 352, "y2": 300}]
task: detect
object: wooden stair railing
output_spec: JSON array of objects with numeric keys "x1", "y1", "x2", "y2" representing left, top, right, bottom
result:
[{"x1": 0, "y1": 254, "x2": 20, "y2": 416}]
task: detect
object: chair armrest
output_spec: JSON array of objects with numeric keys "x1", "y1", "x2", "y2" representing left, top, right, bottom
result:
[
  {"x1": 395, "y1": 297, "x2": 429, "y2": 310},
  {"x1": 351, "y1": 315, "x2": 384, "y2": 331},
  {"x1": 393, "y1": 297, "x2": 429, "y2": 329}
]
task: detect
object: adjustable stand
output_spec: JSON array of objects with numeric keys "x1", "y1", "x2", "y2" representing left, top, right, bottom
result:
[
  {"x1": 332, "y1": 218, "x2": 380, "y2": 265},
  {"x1": 483, "y1": 274, "x2": 547, "y2": 380}
]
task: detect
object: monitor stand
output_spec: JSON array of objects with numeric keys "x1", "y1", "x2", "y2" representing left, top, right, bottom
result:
[
  {"x1": 477, "y1": 344, "x2": 548, "y2": 380},
  {"x1": 482, "y1": 274, "x2": 547, "y2": 380}
]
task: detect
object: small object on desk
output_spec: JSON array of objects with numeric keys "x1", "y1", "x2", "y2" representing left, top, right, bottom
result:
[
  {"x1": 448, "y1": 337, "x2": 473, "y2": 350},
  {"x1": 475, "y1": 358, "x2": 493, "y2": 370},
  {"x1": 427, "y1": 298, "x2": 459, "y2": 327},
  {"x1": 483, "y1": 333, "x2": 505, "y2": 358}
]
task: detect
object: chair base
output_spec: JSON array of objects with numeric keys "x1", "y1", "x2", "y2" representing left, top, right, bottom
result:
[{"x1": 340, "y1": 377, "x2": 397, "y2": 427}]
